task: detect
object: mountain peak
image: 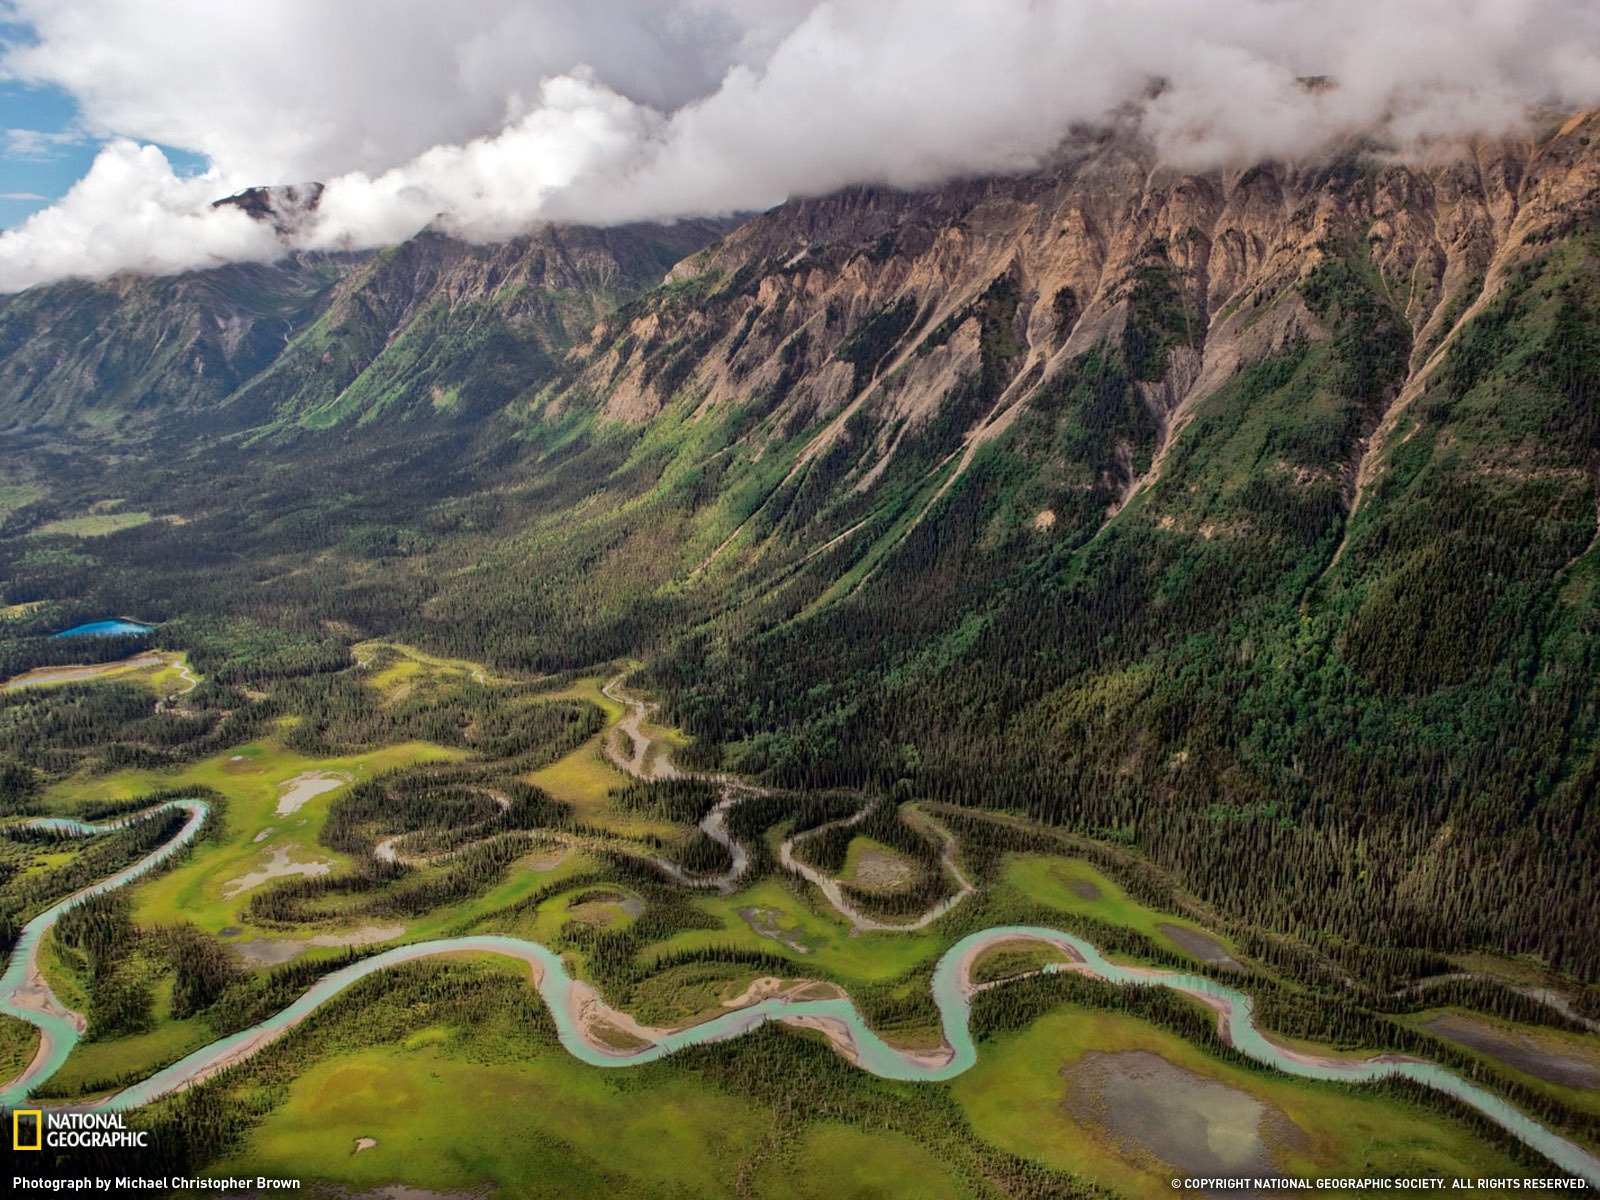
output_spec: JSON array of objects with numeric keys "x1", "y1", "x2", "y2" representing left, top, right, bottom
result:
[{"x1": 211, "y1": 183, "x2": 324, "y2": 233}]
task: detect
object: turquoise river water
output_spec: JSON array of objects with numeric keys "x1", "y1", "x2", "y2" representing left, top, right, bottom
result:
[{"x1": 1, "y1": 801, "x2": 1596, "y2": 1184}]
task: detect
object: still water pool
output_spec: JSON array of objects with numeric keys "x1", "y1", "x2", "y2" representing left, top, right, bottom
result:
[{"x1": 52, "y1": 619, "x2": 154, "y2": 638}]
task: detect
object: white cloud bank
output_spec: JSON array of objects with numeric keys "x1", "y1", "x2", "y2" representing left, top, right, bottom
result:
[{"x1": 2, "y1": 0, "x2": 1599, "y2": 293}]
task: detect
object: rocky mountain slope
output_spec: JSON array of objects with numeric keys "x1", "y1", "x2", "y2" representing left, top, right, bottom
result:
[
  {"x1": 0, "y1": 217, "x2": 732, "y2": 438},
  {"x1": 545, "y1": 112, "x2": 1600, "y2": 587},
  {"x1": 3, "y1": 113, "x2": 1600, "y2": 977}
]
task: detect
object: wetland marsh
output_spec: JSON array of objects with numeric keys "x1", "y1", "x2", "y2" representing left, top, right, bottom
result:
[{"x1": 0, "y1": 650, "x2": 1595, "y2": 1195}]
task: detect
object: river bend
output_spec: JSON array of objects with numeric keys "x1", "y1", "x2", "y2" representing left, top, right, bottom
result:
[{"x1": 1, "y1": 802, "x2": 1596, "y2": 1186}]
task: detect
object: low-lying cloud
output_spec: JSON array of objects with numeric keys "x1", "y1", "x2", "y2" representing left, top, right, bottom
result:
[{"x1": 2, "y1": 0, "x2": 1599, "y2": 293}]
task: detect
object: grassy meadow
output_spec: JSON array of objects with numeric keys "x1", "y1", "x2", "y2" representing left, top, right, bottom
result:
[{"x1": 4, "y1": 649, "x2": 1594, "y2": 1197}]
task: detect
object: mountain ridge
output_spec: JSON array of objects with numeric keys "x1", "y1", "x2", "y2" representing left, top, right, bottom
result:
[{"x1": 3, "y1": 116, "x2": 1600, "y2": 977}]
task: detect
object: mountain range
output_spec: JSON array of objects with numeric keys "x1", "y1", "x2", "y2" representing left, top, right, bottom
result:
[{"x1": 3, "y1": 111, "x2": 1599, "y2": 982}]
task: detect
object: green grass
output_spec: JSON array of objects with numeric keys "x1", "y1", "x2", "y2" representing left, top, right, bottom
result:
[
  {"x1": 36, "y1": 847, "x2": 593, "y2": 1103},
  {"x1": 417, "y1": 849, "x2": 599, "y2": 942},
  {"x1": 44, "y1": 737, "x2": 462, "y2": 936},
  {"x1": 37, "y1": 932, "x2": 91, "y2": 1015},
  {"x1": 45, "y1": 1014, "x2": 213, "y2": 1099},
  {"x1": 523, "y1": 677, "x2": 681, "y2": 839},
  {"x1": 747, "y1": 1123, "x2": 975, "y2": 1199},
  {"x1": 525, "y1": 737, "x2": 640, "y2": 826},
  {"x1": 1449, "y1": 951, "x2": 1557, "y2": 988},
  {"x1": 0, "y1": 482, "x2": 43, "y2": 529},
  {"x1": 142, "y1": 653, "x2": 197, "y2": 696},
  {"x1": 1, "y1": 650, "x2": 194, "y2": 695},
  {"x1": 13, "y1": 730, "x2": 1584, "y2": 1195},
  {"x1": 951, "y1": 1004, "x2": 1530, "y2": 1199},
  {"x1": 0, "y1": 1012, "x2": 40, "y2": 1083},
  {"x1": 533, "y1": 747, "x2": 683, "y2": 842},
  {"x1": 969, "y1": 940, "x2": 1070, "y2": 985},
  {"x1": 536, "y1": 675, "x2": 625, "y2": 722},
  {"x1": 626, "y1": 961, "x2": 770, "y2": 1027},
  {"x1": 838, "y1": 835, "x2": 920, "y2": 894},
  {"x1": 1000, "y1": 852, "x2": 1240, "y2": 964},
  {"x1": 356, "y1": 639, "x2": 512, "y2": 696},
  {"x1": 34, "y1": 510, "x2": 156, "y2": 537},
  {"x1": 18, "y1": 848, "x2": 79, "y2": 878},
  {"x1": 196, "y1": 956, "x2": 965, "y2": 1198},
  {"x1": 466, "y1": 870, "x2": 638, "y2": 966},
  {"x1": 366, "y1": 655, "x2": 422, "y2": 695},
  {"x1": 644, "y1": 877, "x2": 944, "y2": 983},
  {"x1": 209, "y1": 1043, "x2": 773, "y2": 1197}
]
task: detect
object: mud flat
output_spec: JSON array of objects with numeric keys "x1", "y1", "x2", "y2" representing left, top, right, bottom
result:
[
  {"x1": 3, "y1": 653, "x2": 165, "y2": 690},
  {"x1": 1062, "y1": 1049, "x2": 1310, "y2": 1177},
  {"x1": 739, "y1": 906, "x2": 810, "y2": 953},
  {"x1": 276, "y1": 770, "x2": 352, "y2": 816},
  {"x1": 222, "y1": 845, "x2": 335, "y2": 898},
  {"x1": 721, "y1": 977, "x2": 843, "y2": 1009},
  {"x1": 602, "y1": 673, "x2": 683, "y2": 781},
  {"x1": 843, "y1": 845, "x2": 920, "y2": 894},
  {"x1": 1424, "y1": 1013, "x2": 1600, "y2": 1089},
  {"x1": 230, "y1": 925, "x2": 406, "y2": 967},
  {"x1": 1157, "y1": 923, "x2": 1245, "y2": 972}
]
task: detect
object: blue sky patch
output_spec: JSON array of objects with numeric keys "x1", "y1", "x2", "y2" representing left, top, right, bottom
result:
[{"x1": 0, "y1": 18, "x2": 208, "y2": 231}]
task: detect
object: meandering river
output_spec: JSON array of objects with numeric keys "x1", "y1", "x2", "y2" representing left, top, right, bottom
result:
[{"x1": 1, "y1": 801, "x2": 1597, "y2": 1183}]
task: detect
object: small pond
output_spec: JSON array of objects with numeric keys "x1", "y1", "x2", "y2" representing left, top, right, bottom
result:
[{"x1": 52, "y1": 619, "x2": 154, "y2": 638}]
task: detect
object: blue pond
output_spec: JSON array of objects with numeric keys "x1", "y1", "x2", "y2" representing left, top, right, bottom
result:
[{"x1": 52, "y1": 619, "x2": 154, "y2": 638}]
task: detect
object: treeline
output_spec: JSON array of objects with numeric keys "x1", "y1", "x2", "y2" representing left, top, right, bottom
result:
[
  {"x1": 0, "y1": 804, "x2": 191, "y2": 956},
  {"x1": 0, "y1": 631, "x2": 151, "y2": 678},
  {"x1": 788, "y1": 799, "x2": 959, "y2": 920},
  {"x1": 721, "y1": 788, "x2": 862, "y2": 877},
  {"x1": 245, "y1": 838, "x2": 548, "y2": 926},
  {"x1": 611, "y1": 777, "x2": 721, "y2": 824},
  {"x1": 53, "y1": 892, "x2": 154, "y2": 1039},
  {"x1": 665, "y1": 828, "x2": 734, "y2": 876},
  {"x1": 0, "y1": 670, "x2": 271, "y2": 780},
  {"x1": 5, "y1": 172, "x2": 1600, "y2": 1029},
  {"x1": 275, "y1": 666, "x2": 601, "y2": 766},
  {"x1": 321, "y1": 766, "x2": 572, "y2": 859},
  {"x1": 793, "y1": 799, "x2": 930, "y2": 877},
  {"x1": 634, "y1": 238, "x2": 1600, "y2": 990}
]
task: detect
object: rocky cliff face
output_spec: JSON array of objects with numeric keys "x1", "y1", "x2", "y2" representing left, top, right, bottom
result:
[
  {"x1": 212, "y1": 183, "x2": 325, "y2": 235},
  {"x1": 549, "y1": 113, "x2": 1600, "y2": 572}
]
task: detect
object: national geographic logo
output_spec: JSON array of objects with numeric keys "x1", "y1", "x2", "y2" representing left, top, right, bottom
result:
[
  {"x1": 10, "y1": 1110, "x2": 148, "y2": 1149},
  {"x1": 13, "y1": 1109, "x2": 42, "y2": 1151}
]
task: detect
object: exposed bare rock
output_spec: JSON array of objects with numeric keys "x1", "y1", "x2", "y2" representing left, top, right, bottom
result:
[{"x1": 550, "y1": 112, "x2": 1600, "y2": 570}]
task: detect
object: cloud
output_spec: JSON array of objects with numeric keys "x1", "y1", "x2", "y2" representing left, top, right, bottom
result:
[
  {"x1": 2, "y1": 0, "x2": 1599, "y2": 292},
  {"x1": 5, "y1": 126, "x2": 86, "y2": 160},
  {"x1": 1, "y1": 0, "x2": 793, "y2": 181},
  {"x1": 0, "y1": 192, "x2": 47, "y2": 201},
  {"x1": 0, "y1": 140, "x2": 279, "y2": 291}
]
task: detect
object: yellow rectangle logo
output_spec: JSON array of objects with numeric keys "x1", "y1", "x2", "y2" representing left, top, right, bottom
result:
[{"x1": 13, "y1": 1108, "x2": 43, "y2": 1150}]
